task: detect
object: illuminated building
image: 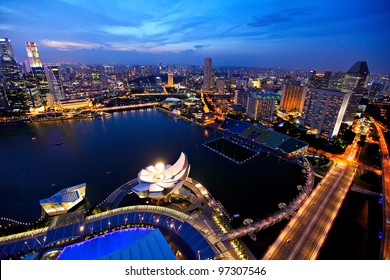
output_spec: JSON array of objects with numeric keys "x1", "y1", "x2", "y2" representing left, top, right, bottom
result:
[
  {"x1": 132, "y1": 152, "x2": 190, "y2": 199},
  {"x1": 184, "y1": 97, "x2": 201, "y2": 106},
  {"x1": 44, "y1": 64, "x2": 64, "y2": 102},
  {"x1": 251, "y1": 79, "x2": 261, "y2": 88},
  {"x1": 301, "y1": 88, "x2": 350, "y2": 140},
  {"x1": 23, "y1": 46, "x2": 49, "y2": 105},
  {"x1": 328, "y1": 71, "x2": 346, "y2": 91},
  {"x1": 235, "y1": 90, "x2": 250, "y2": 107},
  {"x1": 216, "y1": 79, "x2": 225, "y2": 94},
  {"x1": 368, "y1": 82, "x2": 384, "y2": 102},
  {"x1": 56, "y1": 98, "x2": 92, "y2": 110},
  {"x1": 39, "y1": 183, "x2": 86, "y2": 216},
  {"x1": 246, "y1": 91, "x2": 281, "y2": 120},
  {"x1": 167, "y1": 72, "x2": 174, "y2": 87},
  {"x1": 310, "y1": 71, "x2": 332, "y2": 89},
  {"x1": 25, "y1": 42, "x2": 42, "y2": 69},
  {"x1": 161, "y1": 97, "x2": 182, "y2": 109},
  {"x1": 280, "y1": 83, "x2": 308, "y2": 113},
  {"x1": 342, "y1": 61, "x2": 369, "y2": 122},
  {"x1": 203, "y1": 57, "x2": 213, "y2": 91},
  {"x1": 26, "y1": 85, "x2": 44, "y2": 113},
  {"x1": 0, "y1": 38, "x2": 30, "y2": 112},
  {"x1": 155, "y1": 76, "x2": 162, "y2": 86}
]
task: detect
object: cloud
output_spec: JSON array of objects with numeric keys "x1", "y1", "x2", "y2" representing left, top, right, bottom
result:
[
  {"x1": 0, "y1": 24, "x2": 14, "y2": 30},
  {"x1": 248, "y1": 7, "x2": 313, "y2": 28},
  {"x1": 193, "y1": 44, "x2": 209, "y2": 49},
  {"x1": 100, "y1": 25, "x2": 142, "y2": 37},
  {"x1": 0, "y1": 5, "x2": 23, "y2": 16},
  {"x1": 41, "y1": 39, "x2": 105, "y2": 51},
  {"x1": 180, "y1": 49, "x2": 195, "y2": 54}
]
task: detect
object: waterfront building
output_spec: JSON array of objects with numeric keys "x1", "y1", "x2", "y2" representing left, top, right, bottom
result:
[
  {"x1": 342, "y1": 61, "x2": 369, "y2": 122},
  {"x1": 31, "y1": 66, "x2": 50, "y2": 105},
  {"x1": 25, "y1": 42, "x2": 42, "y2": 69},
  {"x1": 161, "y1": 97, "x2": 182, "y2": 109},
  {"x1": 203, "y1": 57, "x2": 213, "y2": 92},
  {"x1": 56, "y1": 228, "x2": 176, "y2": 260},
  {"x1": 280, "y1": 83, "x2": 308, "y2": 113},
  {"x1": 56, "y1": 98, "x2": 92, "y2": 110},
  {"x1": 301, "y1": 88, "x2": 351, "y2": 140},
  {"x1": 246, "y1": 91, "x2": 281, "y2": 121},
  {"x1": 26, "y1": 85, "x2": 44, "y2": 113},
  {"x1": 44, "y1": 64, "x2": 64, "y2": 102},
  {"x1": 40, "y1": 183, "x2": 86, "y2": 216},
  {"x1": 0, "y1": 38, "x2": 30, "y2": 112},
  {"x1": 132, "y1": 152, "x2": 190, "y2": 199},
  {"x1": 220, "y1": 118, "x2": 308, "y2": 155}
]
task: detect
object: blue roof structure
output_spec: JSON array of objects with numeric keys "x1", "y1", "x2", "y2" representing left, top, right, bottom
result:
[
  {"x1": 220, "y1": 118, "x2": 308, "y2": 154},
  {"x1": 56, "y1": 228, "x2": 176, "y2": 260}
]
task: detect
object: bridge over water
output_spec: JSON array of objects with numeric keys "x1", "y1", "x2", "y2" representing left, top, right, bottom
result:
[{"x1": 220, "y1": 157, "x2": 315, "y2": 241}]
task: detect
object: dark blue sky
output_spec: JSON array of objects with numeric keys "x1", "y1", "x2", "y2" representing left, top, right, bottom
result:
[{"x1": 1, "y1": 0, "x2": 390, "y2": 73}]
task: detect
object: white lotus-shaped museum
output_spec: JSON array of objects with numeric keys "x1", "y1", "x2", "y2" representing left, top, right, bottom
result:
[{"x1": 132, "y1": 152, "x2": 190, "y2": 199}]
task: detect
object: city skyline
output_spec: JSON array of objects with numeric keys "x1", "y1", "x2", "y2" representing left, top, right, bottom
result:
[{"x1": 1, "y1": 0, "x2": 390, "y2": 73}]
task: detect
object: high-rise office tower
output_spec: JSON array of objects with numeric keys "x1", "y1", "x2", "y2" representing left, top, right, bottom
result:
[
  {"x1": 280, "y1": 83, "x2": 308, "y2": 113},
  {"x1": 0, "y1": 38, "x2": 23, "y2": 84},
  {"x1": 368, "y1": 82, "x2": 384, "y2": 102},
  {"x1": 246, "y1": 91, "x2": 280, "y2": 120},
  {"x1": 25, "y1": 42, "x2": 43, "y2": 69},
  {"x1": 167, "y1": 73, "x2": 174, "y2": 87},
  {"x1": 0, "y1": 38, "x2": 30, "y2": 112},
  {"x1": 0, "y1": 38, "x2": 15, "y2": 61},
  {"x1": 155, "y1": 76, "x2": 162, "y2": 86},
  {"x1": 328, "y1": 71, "x2": 346, "y2": 91},
  {"x1": 234, "y1": 90, "x2": 250, "y2": 107},
  {"x1": 301, "y1": 88, "x2": 351, "y2": 140},
  {"x1": 44, "y1": 64, "x2": 64, "y2": 102},
  {"x1": 342, "y1": 61, "x2": 369, "y2": 122},
  {"x1": 203, "y1": 57, "x2": 213, "y2": 91}
]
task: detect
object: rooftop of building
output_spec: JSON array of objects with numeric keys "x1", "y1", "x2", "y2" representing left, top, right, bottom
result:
[
  {"x1": 347, "y1": 61, "x2": 369, "y2": 75},
  {"x1": 56, "y1": 228, "x2": 176, "y2": 260}
]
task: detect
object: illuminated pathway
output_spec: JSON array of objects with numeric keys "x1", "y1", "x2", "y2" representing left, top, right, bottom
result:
[
  {"x1": 263, "y1": 162, "x2": 356, "y2": 260},
  {"x1": 371, "y1": 118, "x2": 390, "y2": 260},
  {"x1": 95, "y1": 102, "x2": 159, "y2": 112},
  {"x1": 219, "y1": 157, "x2": 315, "y2": 241}
]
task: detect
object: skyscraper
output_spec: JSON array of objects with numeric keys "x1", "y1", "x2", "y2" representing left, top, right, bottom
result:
[
  {"x1": 167, "y1": 73, "x2": 174, "y2": 87},
  {"x1": 0, "y1": 38, "x2": 30, "y2": 112},
  {"x1": 203, "y1": 57, "x2": 213, "y2": 91},
  {"x1": 280, "y1": 83, "x2": 308, "y2": 113},
  {"x1": 301, "y1": 88, "x2": 351, "y2": 140},
  {"x1": 342, "y1": 61, "x2": 369, "y2": 122},
  {"x1": 246, "y1": 91, "x2": 280, "y2": 120},
  {"x1": 234, "y1": 90, "x2": 250, "y2": 107},
  {"x1": 44, "y1": 64, "x2": 64, "y2": 102},
  {"x1": 25, "y1": 42, "x2": 43, "y2": 69}
]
